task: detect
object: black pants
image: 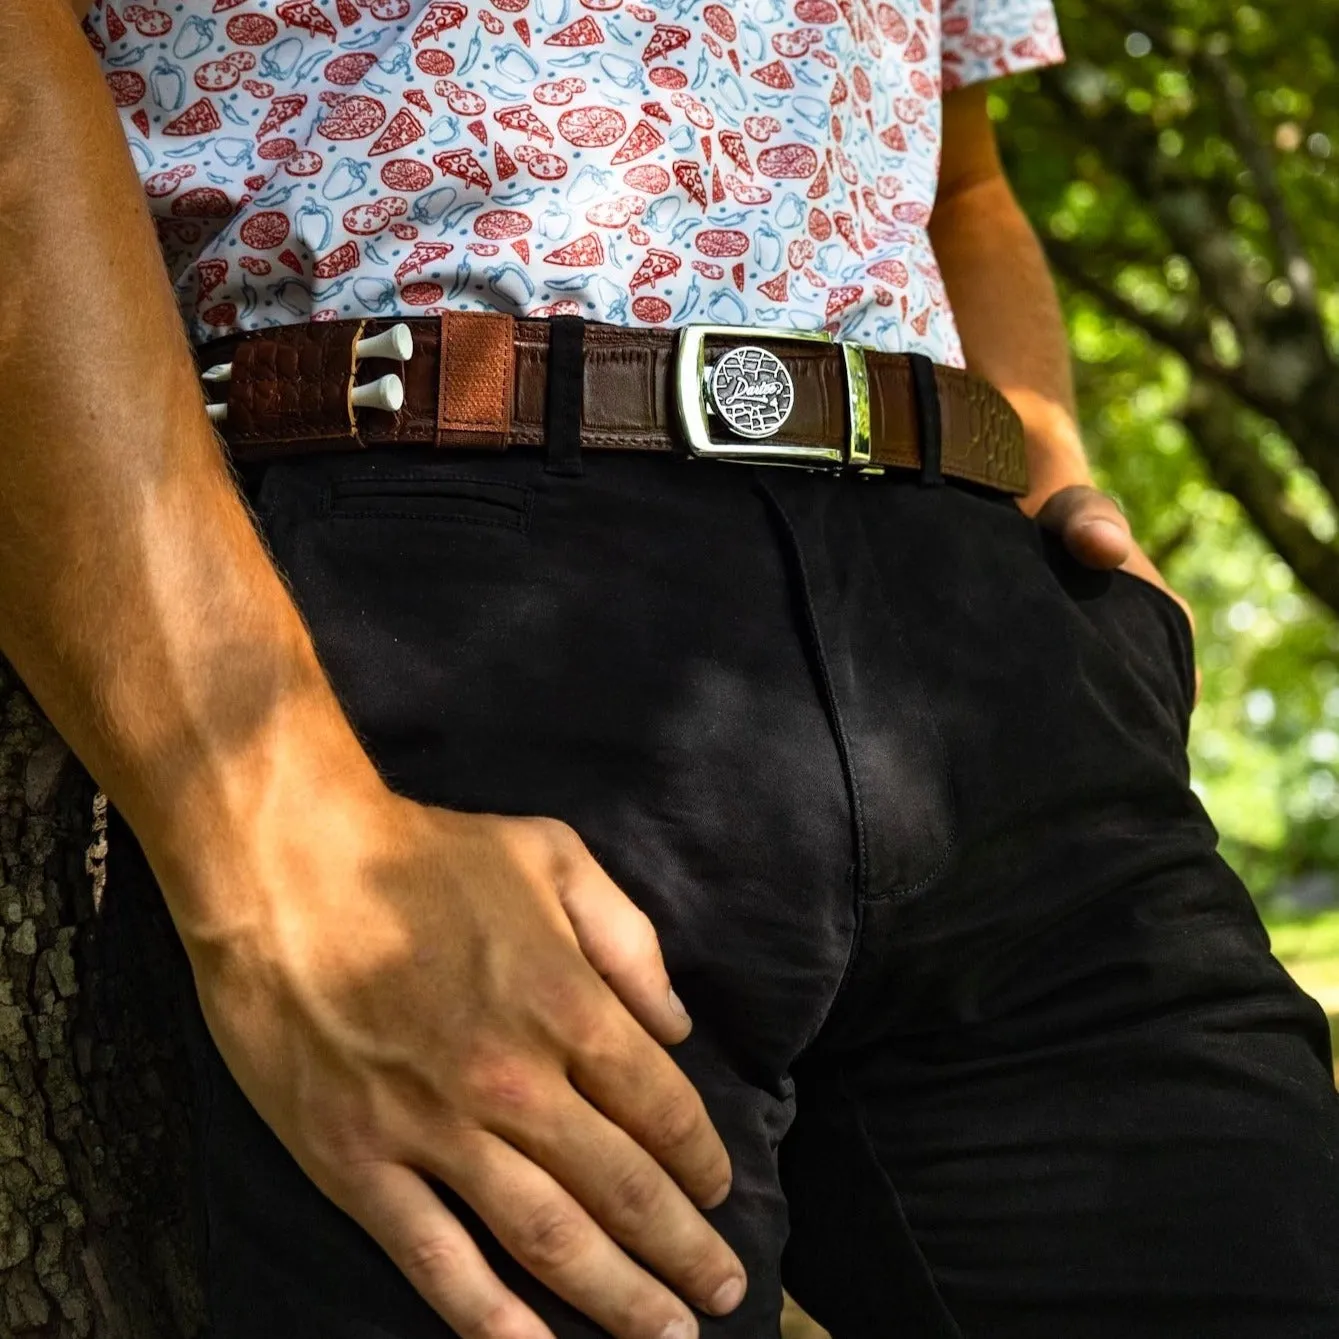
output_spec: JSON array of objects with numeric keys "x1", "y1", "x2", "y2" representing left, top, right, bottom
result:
[{"x1": 170, "y1": 448, "x2": 1339, "y2": 1337}]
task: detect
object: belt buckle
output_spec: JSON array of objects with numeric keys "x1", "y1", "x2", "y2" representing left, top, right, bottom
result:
[{"x1": 673, "y1": 325, "x2": 872, "y2": 470}]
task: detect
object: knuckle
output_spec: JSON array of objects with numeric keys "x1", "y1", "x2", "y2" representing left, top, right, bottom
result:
[
  {"x1": 615, "y1": 1290, "x2": 695, "y2": 1339},
  {"x1": 676, "y1": 1237, "x2": 733, "y2": 1299},
  {"x1": 536, "y1": 969, "x2": 594, "y2": 1030},
  {"x1": 458, "y1": 1051, "x2": 540, "y2": 1119},
  {"x1": 606, "y1": 1162, "x2": 664, "y2": 1229},
  {"x1": 646, "y1": 1087, "x2": 703, "y2": 1156},
  {"x1": 625, "y1": 911, "x2": 663, "y2": 966},
  {"x1": 469, "y1": 1299, "x2": 537, "y2": 1339},
  {"x1": 399, "y1": 1232, "x2": 467, "y2": 1295},
  {"x1": 534, "y1": 815, "x2": 582, "y2": 860},
  {"x1": 557, "y1": 994, "x2": 616, "y2": 1056},
  {"x1": 511, "y1": 1200, "x2": 586, "y2": 1272},
  {"x1": 294, "y1": 1094, "x2": 386, "y2": 1175}
]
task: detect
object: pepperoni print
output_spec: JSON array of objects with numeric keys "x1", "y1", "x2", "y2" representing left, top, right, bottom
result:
[
  {"x1": 257, "y1": 137, "x2": 298, "y2": 161},
  {"x1": 544, "y1": 16, "x2": 603, "y2": 45},
  {"x1": 640, "y1": 24, "x2": 689, "y2": 63},
  {"x1": 95, "y1": 0, "x2": 1062, "y2": 355},
  {"x1": 610, "y1": 119, "x2": 663, "y2": 165},
  {"x1": 257, "y1": 94, "x2": 307, "y2": 140},
  {"x1": 758, "y1": 144, "x2": 820, "y2": 179},
  {"x1": 493, "y1": 105, "x2": 554, "y2": 144},
  {"x1": 557, "y1": 106, "x2": 624, "y2": 148},
  {"x1": 695, "y1": 230, "x2": 749, "y2": 259},
  {"x1": 545, "y1": 232, "x2": 604, "y2": 266},
  {"x1": 196, "y1": 259, "x2": 229, "y2": 298},
  {"x1": 224, "y1": 13, "x2": 278, "y2": 44},
  {"x1": 628, "y1": 248, "x2": 680, "y2": 291},
  {"x1": 369, "y1": 108, "x2": 426, "y2": 154},
  {"x1": 319, "y1": 96, "x2": 387, "y2": 140},
  {"x1": 400, "y1": 281, "x2": 446, "y2": 305},
  {"x1": 313, "y1": 241, "x2": 360, "y2": 279},
  {"x1": 104, "y1": 70, "x2": 146, "y2": 106},
  {"x1": 239, "y1": 212, "x2": 290, "y2": 250},
  {"x1": 535, "y1": 77, "x2": 586, "y2": 105},
  {"x1": 411, "y1": 1, "x2": 467, "y2": 43},
  {"x1": 381, "y1": 159, "x2": 434, "y2": 192},
  {"x1": 325, "y1": 53, "x2": 379, "y2": 85},
  {"x1": 163, "y1": 98, "x2": 221, "y2": 137},
  {"x1": 284, "y1": 151, "x2": 324, "y2": 176},
  {"x1": 393, "y1": 242, "x2": 454, "y2": 282},
  {"x1": 173, "y1": 187, "x2": 234, "y2": 218},
  {"x1": 630, "y1": 296, "x2": 672, "y2": 323},
  {"x1": 622, "y1": 164, "x2": 670, "y2": 194},
  {"x1": 474, "y1": 210, "x2": 533, "y2": 240},
  {"x1": 144, "y1": 165, "x2": 196, "y2": 198},
  {"x1": 646, "y1": 66, "x2": 688, "y2": 89}
]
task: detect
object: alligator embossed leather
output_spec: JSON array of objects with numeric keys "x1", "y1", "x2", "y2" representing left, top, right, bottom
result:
[{"x1": 196, "y1": 313, "x2": 1029, "y2": 495}]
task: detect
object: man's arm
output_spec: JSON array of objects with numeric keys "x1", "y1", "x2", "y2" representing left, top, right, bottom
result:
[
  {"x1": 929, "y1": 83, "x2": 1190, "y2": 627},
  {"x1": 0, "y1": 7, "x2": 745, "y2": 1336},
  {"x1": 930, "y1": 84, "x2": 1092, "y2": 514}
]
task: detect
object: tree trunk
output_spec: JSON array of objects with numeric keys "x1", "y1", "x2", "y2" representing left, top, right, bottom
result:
[{"x1": 0, "y1": 657, "x2": 203, "y2": 1338}]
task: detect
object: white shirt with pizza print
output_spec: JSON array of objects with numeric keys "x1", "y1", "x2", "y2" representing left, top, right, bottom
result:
[{"x1": 88, "y1": 0, "x2": 1063, "y2": 364}]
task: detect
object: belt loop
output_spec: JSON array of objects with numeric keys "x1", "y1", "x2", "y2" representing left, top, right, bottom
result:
[
  {"x1": 544, "y1": 316, "x2": 585, "y2": 477},
  {"x1": 908, "y1": 353, "x2": 943, "y2": 487}
]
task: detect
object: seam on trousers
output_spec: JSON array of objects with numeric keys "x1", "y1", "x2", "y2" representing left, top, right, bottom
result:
[
  {"x1": 836, "y1": 1067, "x2": 966, "y2": 1339},
  {"x1": 838, "y1": 490, "x2": 960, "y2": 905},
  {"x1": 753, "y1": 472, "x2": 865, "y2": 1055}
]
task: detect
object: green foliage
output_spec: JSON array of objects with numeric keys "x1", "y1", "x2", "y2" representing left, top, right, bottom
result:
[{"x1": 996, "y1": 1, "x2": 1339, "y2": 905}]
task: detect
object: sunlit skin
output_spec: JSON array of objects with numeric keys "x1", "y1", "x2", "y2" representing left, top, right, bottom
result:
[
  {"x1": 933, "y1": 83, "x2": 1195, "y2": 642},
  {"x1": 0, "y1": 6, "x2": 1189, "y2": 1338}
]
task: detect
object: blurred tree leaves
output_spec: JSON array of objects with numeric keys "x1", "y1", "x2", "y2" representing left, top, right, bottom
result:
[{"x1": 995, "y1": 0, "x2": 1339, "y2": 902}]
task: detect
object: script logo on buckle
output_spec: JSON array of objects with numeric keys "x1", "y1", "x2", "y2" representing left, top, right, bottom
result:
[{"x1": 707, "y1": 346, "x2": 795, "y2": 440}]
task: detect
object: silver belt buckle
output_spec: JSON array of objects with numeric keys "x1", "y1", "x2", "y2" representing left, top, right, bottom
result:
[{"x1": 673, "y1": 325, "x2": 872, "y2": 470}]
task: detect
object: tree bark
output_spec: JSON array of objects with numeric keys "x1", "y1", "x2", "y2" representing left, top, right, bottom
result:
[{"x1": 0, "y1": 657, "x2": 203, "y2": 1338}]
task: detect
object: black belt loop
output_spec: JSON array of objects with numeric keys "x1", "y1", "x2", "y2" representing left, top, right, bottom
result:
[
  {"x1": 544, "y1": 316, "x2": 585, "y2": 477},
  {"x1": 908, "y1": 352, "x2": 943, "y2": 487}
]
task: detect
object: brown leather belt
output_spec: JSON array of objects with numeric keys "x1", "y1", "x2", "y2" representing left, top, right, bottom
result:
[{"x1": 195, "y1": 313, "x2": 1029, "y2": 495}]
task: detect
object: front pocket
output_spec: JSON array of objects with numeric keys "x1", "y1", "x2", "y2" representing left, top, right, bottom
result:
[
  {"x1": 326, "y1": 474, "x2": 532, "y2": 532},
  {"x1": 1109, "y1": 568, "x2": 1197, "y2": 720},
  {"x1": 1036, "y1": 529, "x2": 1195, "y2": 735}
]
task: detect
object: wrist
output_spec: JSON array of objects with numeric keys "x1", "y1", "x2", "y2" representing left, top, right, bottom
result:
[
  {"x1": 129, "y1": 686, "x2": 390, "y2": 954},
  {"x1": 1019, "y1": 433, "x2": 1094, "y2": 519},
  {"x1": 992, "y1": 386, "x2": 1094, "y2": 516}
]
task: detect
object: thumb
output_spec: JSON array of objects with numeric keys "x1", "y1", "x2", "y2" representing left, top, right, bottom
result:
[
  {"x1": 558, "y1": 858, "x2": 692, "y2": 1048},
  {"x1": 1034, "y1": 483, "x2": 1132, "y2": 570}
]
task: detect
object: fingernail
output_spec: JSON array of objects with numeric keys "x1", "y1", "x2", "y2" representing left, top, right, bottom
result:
[
  {"x1": 667, "y1": 989, "x2": 689, "y2": 1021},
  {"x1": 707, "y1": 1275, "x2": 746, "y2": 1315},
  {"x1": 702, "y1": 1175, "x2": 732, "y2": 1210},
  {"x1": 1080, "y1": 518, "x2": 1127, "y2": 542},
  {"x1": 659, "y1": 1318, "x2": 695, "y2": 1339}
]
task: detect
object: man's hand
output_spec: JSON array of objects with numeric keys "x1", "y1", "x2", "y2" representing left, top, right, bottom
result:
[
  {"x1": 186, "y1": 784, "x2": 745, "y2": 1339},
  {"x1": 1032, "y1": 485, "x2": 1200, "y2": 703},
  {"x1": 0, "y1": 9, "x2": 743, "y2": 1336}
]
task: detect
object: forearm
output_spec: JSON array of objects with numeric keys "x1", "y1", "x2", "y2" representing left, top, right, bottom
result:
[
  {"x1": 0, "y1": 2, "x2": 379, "y2": 934},
  {"x1": 930, "y1": 172, "x2": 1090, "y2": 513}
]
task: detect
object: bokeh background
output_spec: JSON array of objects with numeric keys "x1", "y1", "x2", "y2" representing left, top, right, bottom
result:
[{"x1": 785, "y1": 0, "x2": 1339, "y2": 1332}]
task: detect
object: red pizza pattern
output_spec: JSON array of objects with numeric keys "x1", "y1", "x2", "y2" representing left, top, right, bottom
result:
[{"x1": 87, "y1": 0, "x2": 1063, "y2": 361}]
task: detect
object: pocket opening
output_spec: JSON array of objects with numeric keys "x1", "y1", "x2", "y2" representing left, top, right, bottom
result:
[{"x1": 325, "y1": 474, "x2": 532, "y2": 531}]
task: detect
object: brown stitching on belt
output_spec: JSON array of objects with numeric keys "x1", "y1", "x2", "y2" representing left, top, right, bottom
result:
[{"x1": 437, "y1": 311, "x2": 514, "y2": 447}]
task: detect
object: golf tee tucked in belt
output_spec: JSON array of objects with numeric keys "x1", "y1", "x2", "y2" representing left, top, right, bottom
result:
[{"x1": 195, "y1": 314, "x2": 1030, "y2": 495}]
